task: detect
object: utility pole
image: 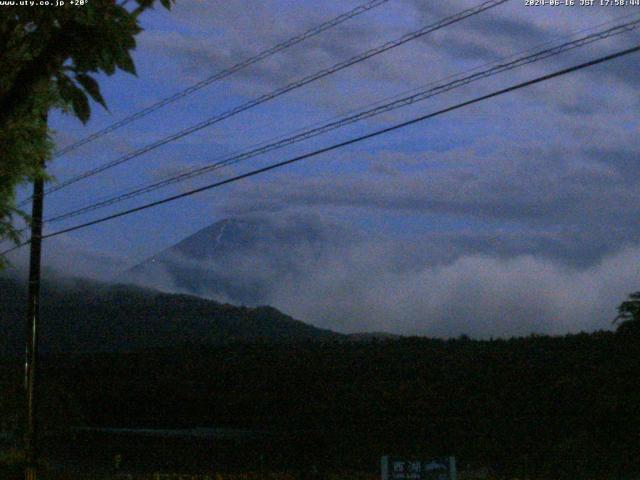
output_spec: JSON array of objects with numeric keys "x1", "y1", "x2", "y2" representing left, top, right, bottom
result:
[{"x1": 24, "y1": 122, "x2": 46, "y2": 480}]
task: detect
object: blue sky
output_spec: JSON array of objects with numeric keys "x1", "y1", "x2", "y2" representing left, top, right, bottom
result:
[{"x1": 7, "y1": 0, "x2": 640, "y2": 336}]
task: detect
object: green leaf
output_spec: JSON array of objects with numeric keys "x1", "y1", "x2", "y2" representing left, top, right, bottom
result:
[
  {"x1": 58, "y1": 74, "x2": 91, "y2": 123},
  {"x1": 70, "y1": 87, "x2": 90, "y2": 124},
  {"x1": 100, "y1": 49, "x2": 117, "y2": 75},
  {"x1": 116, "y1": 52, "x2": 137, "y2": 76},
  {"x1": 75, "y1": 74, "x2": 107, "y2": 110}
]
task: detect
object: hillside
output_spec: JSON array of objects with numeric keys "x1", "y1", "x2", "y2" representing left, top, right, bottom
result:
[{"x1": 0, "y1": 274, "x2": 342, "y2": 354}]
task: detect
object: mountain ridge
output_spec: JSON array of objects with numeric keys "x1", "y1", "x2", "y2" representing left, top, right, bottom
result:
[{"x1": 0, "y1": 273, "x2": 343, "y2": 354}]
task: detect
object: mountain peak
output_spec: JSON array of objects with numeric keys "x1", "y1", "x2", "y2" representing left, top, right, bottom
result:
[{"x1": 121, "y1": 214, "x2": 343, "y2": 306}]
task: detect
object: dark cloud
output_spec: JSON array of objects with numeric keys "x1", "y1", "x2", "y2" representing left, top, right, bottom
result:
[
  {"x1": 152, "y1": 0, "x2": 640, "y2": 97},
  {"x1": 218, "y1": 143, "x2": 640, "y2": 248}
]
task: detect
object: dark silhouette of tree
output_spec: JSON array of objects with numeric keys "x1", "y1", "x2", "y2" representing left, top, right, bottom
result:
[{"x1": 614, "y1": 291, "x2": 640, "y2": 335}]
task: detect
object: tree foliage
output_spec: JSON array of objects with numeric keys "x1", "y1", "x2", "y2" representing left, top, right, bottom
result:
[
  {"x1": 0, "y1": 0, "x2": 175, "y2": 261},
  {"x1": 614, "y1": 291, "x2": 640, "y2": 335},
  {"x1": 2, "y1": 329, "x2": 638, "y2": 479}
]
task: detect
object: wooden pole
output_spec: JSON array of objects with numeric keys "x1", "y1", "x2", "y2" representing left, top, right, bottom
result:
[{"x1": 24, "y1": 139, "x2": 45, "y2": 480}]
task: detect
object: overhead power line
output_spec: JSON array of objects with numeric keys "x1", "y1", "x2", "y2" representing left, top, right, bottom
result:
[
  {"x1": 53, "y1": 0, "x2": 391, "y2": 158},
  {"x1": 3, "y1": 44, "x2": 638, "y2": 257},
  {"x1": 21, "y1": 0, "x2": 509, "y2": 206},
  {"x1": 43, "y1": 16, "x2": 640, "y2": 224}
]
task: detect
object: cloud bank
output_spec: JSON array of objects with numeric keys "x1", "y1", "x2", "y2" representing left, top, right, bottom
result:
[
  {"x1": 265, "y1": 240, "x2": 640, "y2": 337},
  {"x1": 105, "y1": 213, "x2": 640, "y2": 338}
]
